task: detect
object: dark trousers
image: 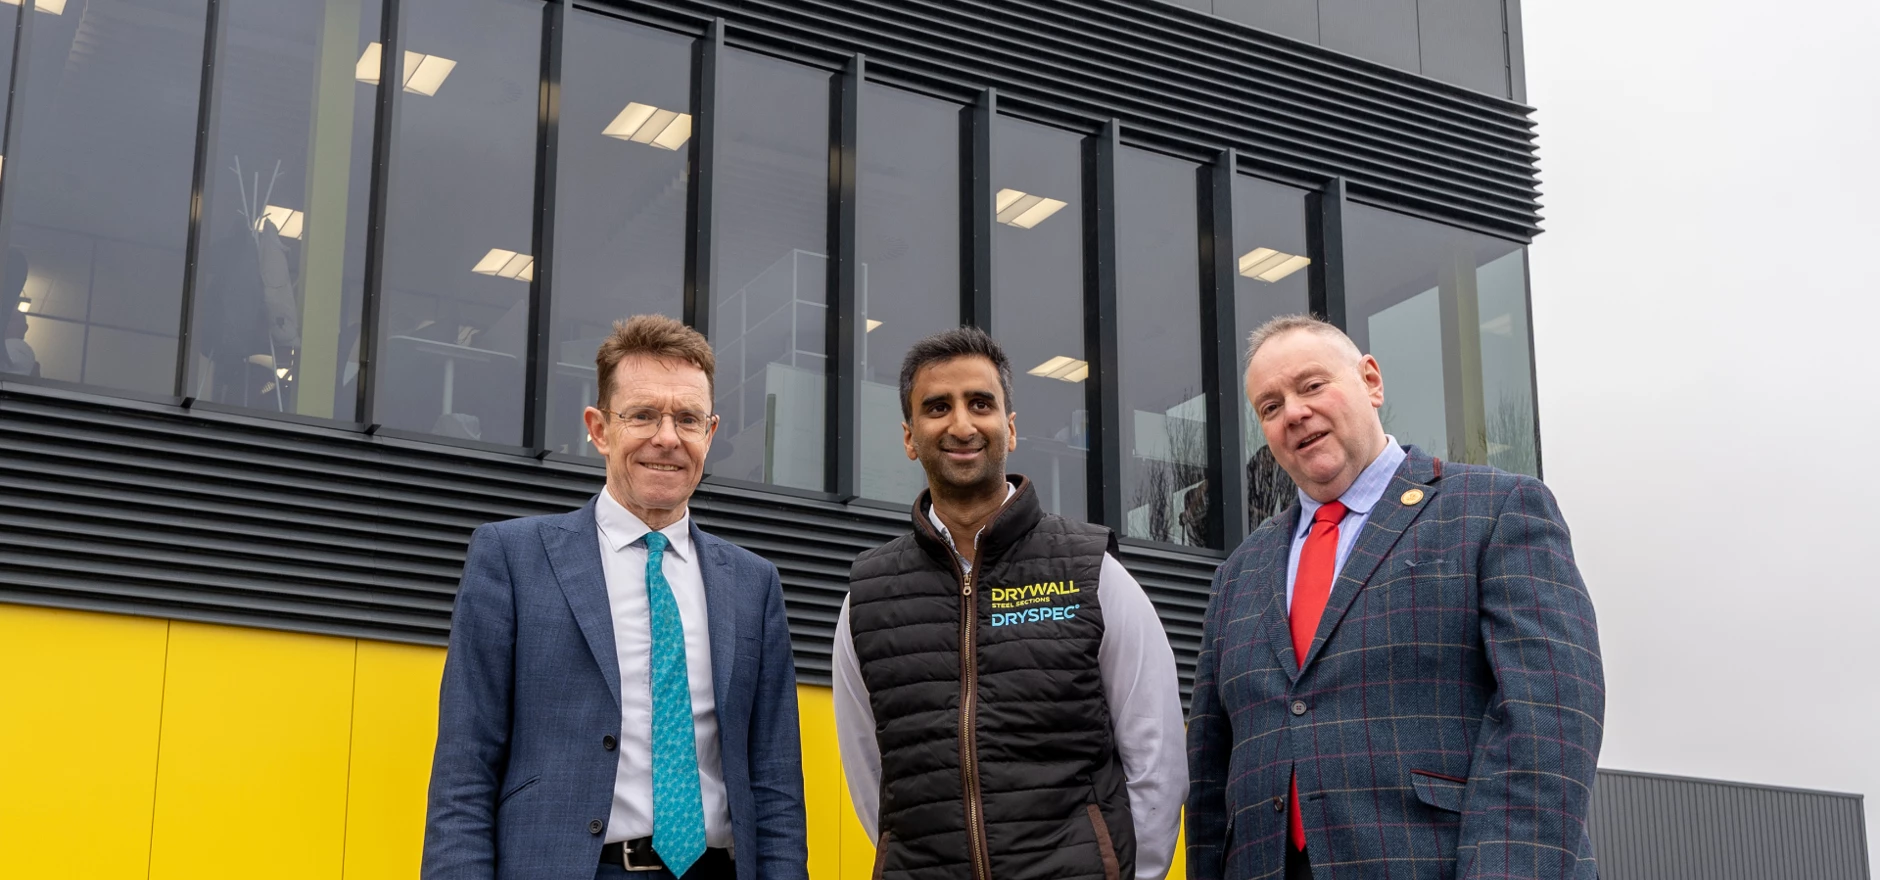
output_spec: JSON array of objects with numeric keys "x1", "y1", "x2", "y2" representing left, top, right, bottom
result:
[
  {"x1": 595, "y1": 848, "x2": 735, "y2": 880},
  {"x1": 1286, "y1": 845, "x2": 1313, "y2": 880}
]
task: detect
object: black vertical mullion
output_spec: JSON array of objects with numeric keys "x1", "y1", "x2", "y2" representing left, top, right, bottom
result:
[
  {"x1": 1309, "y1": 176, "x2": 1348, "y2": 330},
  {"x1": 1200, "y1": 149, "x2": 1244, "y2": 547},
  {"x1": 174, "y1": 0, "x2": 229, "y2": 401},
  {"x1": 961, "y1": 88, "x2": 993, "y2": 331},
  {"x1": 1084, "y1": 120, "x2": 1121, "y2": 531},
  {"x1": 827, "y1": 53, "x2": 861, "y2": 500},
  {"x1": 684, "y1": 18, "x2": 721, "y2": 337},
  {"x1": 357, "y1": 0, "x2": 406, "y2": 429},
  {"x1": 0, "y1": 0, "x2": 37, "y2": 279},
  {"x1": 524, "y1": 0, "x2": 565, "y2": 454}
]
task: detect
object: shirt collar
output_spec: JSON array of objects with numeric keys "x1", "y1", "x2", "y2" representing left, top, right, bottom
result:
[
  {"x1": 926, "y1": 481, "x2": 1019, "y2": 555},
  {"x1": 1294, "y1": 436, "x2": 1407, "y2": 538},
  {"x1": 595, "y1": 490, "x2": 693, "y2": 562}
]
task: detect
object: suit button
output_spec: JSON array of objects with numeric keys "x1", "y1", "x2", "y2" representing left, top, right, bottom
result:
[
  {"x1": 589, "y1": 819, "x2": 604, "y2": 835},
  {"x1": 1274, "y1": 796, "x2": 1287, "y2": 813},
  {"x1": 603, "y1": 735, "x2": 617, "y2": 751},
  {"x1": 1291, "y1": 700, "x2": 1308, "y2": 716}
]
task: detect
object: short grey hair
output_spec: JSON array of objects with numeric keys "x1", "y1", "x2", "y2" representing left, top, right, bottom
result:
[{"x1": 1245, "y1": 313, "x2": 1362, "y2": 365}]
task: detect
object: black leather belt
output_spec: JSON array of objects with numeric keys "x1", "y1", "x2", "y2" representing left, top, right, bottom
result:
[{"x1": 600, "y1": 837, "x2": 733, "y2": 874}]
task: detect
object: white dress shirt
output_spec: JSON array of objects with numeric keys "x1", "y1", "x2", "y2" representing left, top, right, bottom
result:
[
  {"x1": 595, "y1": 492, "x2": 732, "y2": 847},
  {"x1": 831, "y1": 491, "x2": 1188, "y2": 880}
]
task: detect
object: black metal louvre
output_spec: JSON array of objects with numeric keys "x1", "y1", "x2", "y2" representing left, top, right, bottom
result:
[
  {"x1": 595, "y1": 0, "x2": 1542, "y2": 241},
  {"x1": 0, "y1": 383, "x2": 1215, "y2": 688}
]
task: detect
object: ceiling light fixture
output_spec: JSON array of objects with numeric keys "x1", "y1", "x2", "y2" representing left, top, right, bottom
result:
[
  {"x1": 603, "y1": 102, "x2": 694, "y2": 150},
  {"x1": 1028, "y1": 355, "x2": 1089, "y2": 383},
  {"x1": 355, "y1": 42, "x2": 459, "y2": 96},
  {"x1": 995, "y1": 188, "x2": 1068, "y2": 229},
  {"x1": 1237, "y1": 247, "x2": 1311, "y2": 283},
  {"x1": 473, "y1": 248, "x2": 535, "y2": 282},
  {"x1": 865, "y1": 319, "x2": 882, "y2": 332},
  {"x1": 0, "y1": 0, "x2": 67, "y2": 15},
  {"x1": 255, "y1": 205, "x2": 305, "y2": 240},
  {"x1": 15, "y1": 300, "x2": 27, "y2": 313}
]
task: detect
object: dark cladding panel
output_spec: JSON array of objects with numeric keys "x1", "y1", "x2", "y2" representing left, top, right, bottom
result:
[
  {"x1": 1417, "y1": 0, "x2": 1511, "y2": 98},
  {"x1": 1154, "y1": 0, "x2": 1212, "y2": 11},
  {"x1": 1589, "y1": 770, "x2": 1872, "y2": 880},
  {"x1": 0, "y1": 383, "x2": 1215, "y2": 689},
  {"x1": 1318, "y1": 0, "x2": 1422, "y2": 74},
  {"x1": 1212, "y1": 0, "x2": 1320, "y2": 44}
]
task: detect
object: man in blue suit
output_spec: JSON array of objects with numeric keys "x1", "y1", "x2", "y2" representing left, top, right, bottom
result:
[
  {"x1": 1186, "y1": 315, "x2": 1604, "y2": 880},
  {"x1": 423, "y1": 314, "x2": 808, "y2": 880}
]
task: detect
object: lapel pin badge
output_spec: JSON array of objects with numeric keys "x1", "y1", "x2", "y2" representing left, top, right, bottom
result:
[{"x1": 1400, "y1": 488, "x2": 1425, "y2": 506}]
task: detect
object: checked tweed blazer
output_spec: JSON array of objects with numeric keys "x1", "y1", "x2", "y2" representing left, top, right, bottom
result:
[{"x1": 1185, "y1": 447, "x2": 1604, "y2": 880}]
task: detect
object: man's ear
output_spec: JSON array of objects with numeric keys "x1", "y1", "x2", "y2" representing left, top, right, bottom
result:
[
  {"x1": 585, "y1": 407, "x2": 611, "y2": 455},
  {"x1": 1359, "y1": 354, "x2": 1386, "y2": 407},
  {"x1": 903, "y1": 422, "x2": 917, "y2": 461},
  {"x1": 1005, "y1": 411, "x2": 1018, "y2": 451}
]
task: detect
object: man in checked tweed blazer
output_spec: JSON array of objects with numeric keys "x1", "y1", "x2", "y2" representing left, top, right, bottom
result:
[{"x1": 1186, "y1": 315, "x2": 1603, "y2": 880}]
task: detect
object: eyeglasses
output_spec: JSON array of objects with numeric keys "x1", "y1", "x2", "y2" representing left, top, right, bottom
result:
[{"x1": 603, "y1": 407, "x2": 718, "y2": 441}]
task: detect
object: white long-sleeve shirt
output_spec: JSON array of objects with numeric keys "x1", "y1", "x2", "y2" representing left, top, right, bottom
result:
[{"x1": 832, "y1": 502, "x2": 1188, "y2": 880}]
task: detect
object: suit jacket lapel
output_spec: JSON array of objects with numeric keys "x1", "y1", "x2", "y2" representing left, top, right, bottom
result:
[
  {"x1": 691, "y1": 522, "x2": 737, "y2": 710},
  {"x1": 544, "y1": 499, "x2": 622, "y2": 709},
  {"x1": 1258, "y1": 506, "x2": 1308, "y2": 682},
  {"x1": 1298, "y1": 449, "x2": 1441, "y2": 672}
]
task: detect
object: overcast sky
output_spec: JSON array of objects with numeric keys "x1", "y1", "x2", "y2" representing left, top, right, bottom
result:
[{"x1": 1521, "y1": 0, "x2": 1880, "y2": 866}]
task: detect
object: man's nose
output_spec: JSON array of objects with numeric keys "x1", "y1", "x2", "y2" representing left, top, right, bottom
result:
[
  {"x1": 1283, "y1": 396, "x2": 1313, "y2": 424},
  {"x1": 649, "y1": 414, "x2": 683, "y2": 447}
]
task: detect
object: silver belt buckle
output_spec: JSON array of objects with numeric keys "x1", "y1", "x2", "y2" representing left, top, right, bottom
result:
[{"x1": 622, "y1": 839, "x2": 662, "y2": 873}]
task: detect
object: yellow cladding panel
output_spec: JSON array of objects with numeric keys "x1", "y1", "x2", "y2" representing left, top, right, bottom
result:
[
  {"x1": 797, "y1": 684, "x2": 844, "y2": 879},
  {"x1": 0, "y1": 605, "x2": 168, "y2": 879},
  {"x1": 344, "y1": 640, "x2": 446, "y2": 880},
  {"x1": 147, "y1": 623, "x2": 356, "y2": 880}
]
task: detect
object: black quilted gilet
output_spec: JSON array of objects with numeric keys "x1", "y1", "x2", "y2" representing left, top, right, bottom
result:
[{"x1": 848, "y1": 476, "x2": 1135, "y2": 880}]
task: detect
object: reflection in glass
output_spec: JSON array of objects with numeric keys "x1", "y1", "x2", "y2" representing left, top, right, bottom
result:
[
  {"x1": 374, "y1": 0, "x2": 541, "y2": 445},
  {"x1": 1116, "y1": 147, "x2": 1211, "y2": 547},
  {"x1": 856, "y1": 84, "x2": 960, "y2": 503},
  {"x1": 189, "y1": 0, "x2": 381, "y2": 420},
  {"x1": 0, "y1": 3, "x2": 22, "y2": 378},
  {"x1": 1232, "y1": 175, "x2": 1312, "y2": 525},
  {"x1": 707, "y1": 50, "x2": 830, "y2": 492},
  {"x1": 3, "y1": 0, "x2": 209, "y2": 395},
  {"x1": 545, "y1": 13, "x2": 692, "y2": 457},
  {"x1": 991, "y1": 117, "x2": 1086, "y2": 520},
  {"x1": 1344, "y1": 204, "x2": 1537, "y2": 476}
]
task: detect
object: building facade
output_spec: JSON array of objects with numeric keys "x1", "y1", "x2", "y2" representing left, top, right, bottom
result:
[{"x1": 0, "y1": 0, "x2": 1547, "y2": 876}]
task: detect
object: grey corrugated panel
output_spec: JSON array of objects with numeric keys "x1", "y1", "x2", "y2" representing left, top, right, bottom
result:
[
  {"x1": 1589, "y1": 769, "x2": 1870, "y2": 880},
  {"x1": 597, "y1": 0, "x2": 1542, "y2": 240},
  {"x1": 0, "y1": 384, "x2": 1219, "y2": 692}
]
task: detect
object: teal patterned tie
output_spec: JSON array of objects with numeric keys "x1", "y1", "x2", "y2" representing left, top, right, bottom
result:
[{"x1": 643, "y1": 531, "x2": 706, "y2": 876}]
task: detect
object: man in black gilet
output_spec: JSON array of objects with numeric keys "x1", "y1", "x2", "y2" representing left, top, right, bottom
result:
[{"x1": 832, "y1": 327, "x2": 1186, "y2": 880}]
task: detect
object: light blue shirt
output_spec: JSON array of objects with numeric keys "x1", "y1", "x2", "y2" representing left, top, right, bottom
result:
[{"x1": 1284, "y1": 438, "x2": 1407, "y2": 610}]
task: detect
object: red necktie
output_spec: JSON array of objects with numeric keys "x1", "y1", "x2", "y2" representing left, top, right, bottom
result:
[{"x1": 1288, "y1": 500, "x2": 1347, "y2": 851}]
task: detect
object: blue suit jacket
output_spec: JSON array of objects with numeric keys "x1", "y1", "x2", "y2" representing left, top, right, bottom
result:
[
  {"x1": 422, "y1": 499, "x2": 808, "y2": 880},
  {"x1": 1186, "y1": 448, "x2": 1604, "y2": 880}
]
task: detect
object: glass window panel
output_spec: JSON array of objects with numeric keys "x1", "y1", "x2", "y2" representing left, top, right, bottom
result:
[
  {"x1": 0, "y1": 4, "x2": 15, "y2": 377},
  {"x1": 3, "y1": 0, "x2": 209, "y2": 394},
  {"x1": 991, "y1": 116, "x2": 1086, "y2": 521},
  {"x1": 708, "y1": 50, "x2": 830, "y2": 492},
  {"x1": 856, "y1": 83, "x2": 960, "y2": 504},
  {"x1": 1344, "y1": 204, "x2": 1537, "y2": 475},
  {"x1": 373, "y1": 0, "x2": 541, "y2": 446},
  {"x1": 188, "y1": 0, "x2": 381, "y2": 420},
  {"x1": 545, "y1": 13, "x2": 692, "y2": 458},
  {"x1": 1116, "y1": 147, "x2": 1211, "y2": 548},
  {"x1": 1231, "y1": 175, "x2": 1312, "y2": 524}
]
